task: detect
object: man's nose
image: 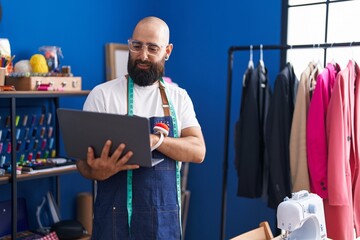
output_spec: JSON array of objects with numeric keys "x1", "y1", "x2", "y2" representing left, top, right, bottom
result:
[{"x1": 139, "y1": 47, "x2": 149, "y2": 61}]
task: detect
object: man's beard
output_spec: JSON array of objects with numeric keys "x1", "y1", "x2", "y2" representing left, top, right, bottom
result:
[{"x1": 128, "y1": 57, "x2": 165, "y2": 87}]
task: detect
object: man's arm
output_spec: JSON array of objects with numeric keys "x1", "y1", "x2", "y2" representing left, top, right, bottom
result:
[
  {"x1": 76, "y1": 140, "x2": 139, "y2": 181},
  {"x1": 78, "y1": 127, "x2": 205, "y2": 180},
  {"x1": 150, "y1": 126, "x2": 206, "y2": 163}
]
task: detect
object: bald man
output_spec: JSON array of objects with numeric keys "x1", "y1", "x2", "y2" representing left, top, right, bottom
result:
[{"x1": 77, "y1": 16, "x2": 206, "y2": 239}]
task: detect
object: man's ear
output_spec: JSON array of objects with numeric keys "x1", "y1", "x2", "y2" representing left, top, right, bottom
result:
[{"x1": 166, "y1": 43, "x2": 173, "y2": 58}]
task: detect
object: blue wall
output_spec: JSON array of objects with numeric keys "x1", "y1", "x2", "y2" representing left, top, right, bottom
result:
[{"x1": 0, "y1": 0, "x2": 283, "y2": 239}]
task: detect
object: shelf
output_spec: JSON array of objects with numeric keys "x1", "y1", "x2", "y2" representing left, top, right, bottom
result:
[
  {"x1": 0, "y1": 90, "x2": 90, "y2": 98},
  {"x1": 0, "y1": 89, "x2": 90, "y2": 239},
  {"x1": 0, "y1": 165, "x2": 79, "y2": 185},
  {"x1": 0, "y1": 175, "x2": 8, "y2": 185}
]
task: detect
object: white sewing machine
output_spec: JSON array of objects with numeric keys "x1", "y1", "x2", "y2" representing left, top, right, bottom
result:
[{"x1": 277, "y1": 190, "x2": 327, "y2": 240}]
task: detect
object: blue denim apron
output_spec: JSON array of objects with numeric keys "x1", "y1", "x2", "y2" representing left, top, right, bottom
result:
[{"x1": 91, "y1": 78, "x2": 181, "y2": 240}]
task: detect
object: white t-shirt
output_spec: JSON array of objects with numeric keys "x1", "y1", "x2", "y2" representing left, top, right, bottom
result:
[{"x1": 83, "y1": 76, "x2": 200, "y2": 135}]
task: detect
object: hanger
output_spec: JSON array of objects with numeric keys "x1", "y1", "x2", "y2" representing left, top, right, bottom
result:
[
  {"x1": 349, "y1": 42, "x2": 357, "y2": 81},
  {"x1": 248, "y1": 45, "x2": 254, "y2": 69},
  {"x1": 259, "y1": 44, "x2": 267, "y2": 88},
  {"x1": 309, "y1": 44, "x2": 323, "y2": 91},
  {"x1": 287, "y1": 45, "x2": 293, "y2": 64},
  {"x1": 311, "y1": 44, "x2": 322, "y2": 68},
  {"x1": 259, "y1": 44, "x2": 265, "y2": 69},
  {"x1": 243, "y1": 45, "x2": 254, "y2": 87},
  {"x1": 350, "y1": 42, "x2": 355, "y2": 65},
  {"x1": 329, "y1": 42, "x2": 336, "y2": 66}
]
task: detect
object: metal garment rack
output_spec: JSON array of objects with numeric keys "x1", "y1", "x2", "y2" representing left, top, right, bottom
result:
[{"x1": 220, "y1": 41, "x2": 360, "y2": 240}]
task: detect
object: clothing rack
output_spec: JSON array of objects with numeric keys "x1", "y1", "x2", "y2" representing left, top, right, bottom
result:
[{"x1": 220, "y1": 41, "x2": 360, "y2": 240}]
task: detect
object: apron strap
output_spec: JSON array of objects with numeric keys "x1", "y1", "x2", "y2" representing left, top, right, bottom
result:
[{"x1": 159, "y1": 83, "x2": 170, "y2": 117}]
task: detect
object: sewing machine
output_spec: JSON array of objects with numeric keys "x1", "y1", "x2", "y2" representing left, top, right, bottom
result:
[{"x1": 277, "y1": 190, "x2": 327, "y2": 240}]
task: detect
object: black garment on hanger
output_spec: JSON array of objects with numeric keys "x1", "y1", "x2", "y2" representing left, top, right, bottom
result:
[
  {"x1": 234, "y1": 62, "x2": 272, "y2": 198},
  {"x1": 266, "y1": 62, "x2": 299, "y2": 209}
]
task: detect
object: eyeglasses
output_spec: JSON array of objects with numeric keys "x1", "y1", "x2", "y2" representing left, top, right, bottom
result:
[{"x1": 128, "y1": 39, "x2": 166, "y2": 56}]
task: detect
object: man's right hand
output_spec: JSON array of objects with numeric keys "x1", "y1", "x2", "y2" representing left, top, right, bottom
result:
[{"x1": 77, "y1": 140, "x2": 139, "y2": 181}]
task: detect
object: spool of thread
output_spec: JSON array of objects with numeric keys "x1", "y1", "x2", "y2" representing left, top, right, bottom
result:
[
  {"x1": 30, "y1": 54, "x2": 48, "y2": 73},
  {"x1": 76, "y1": 192, "x2": 93, "y2": 235},
  {"x1": 14, "y1": 60, "x2": 32, "y2": 73},
  {"x1": 61, "y1": 65, "x2": 71, "y2": 74}
]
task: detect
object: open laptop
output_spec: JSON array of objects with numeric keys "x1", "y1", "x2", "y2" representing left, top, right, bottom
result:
[{"x1": 56, "y1": 108, "x2": 164, "y2": 167}]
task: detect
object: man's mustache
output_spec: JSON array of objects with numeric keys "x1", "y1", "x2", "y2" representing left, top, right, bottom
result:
[{"x1": 135, "y1": 60, "x2": 152, "y2": 65}]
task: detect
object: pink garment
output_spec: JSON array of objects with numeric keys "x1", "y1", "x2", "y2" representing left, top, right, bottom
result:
[
  {"x1": 352, "y1": 62, "x2": 360, "y2": 238},
  {"x1": 307, "y1": 63, "x2": 339, "y2": 199},
  {"x1": 325, "y1": 60, "x2": 358, "y2": 240}
]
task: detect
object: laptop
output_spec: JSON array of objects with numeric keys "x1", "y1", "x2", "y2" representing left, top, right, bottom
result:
[{"x1": 56, "y1": 108, "x2": 164, "y2": 167}]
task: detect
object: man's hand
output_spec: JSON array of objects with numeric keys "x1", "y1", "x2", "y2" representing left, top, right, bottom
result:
[
  {"x1": 149, "y1": 126, "x2": 206, "y2": 163},
  {"x1": 77, "y1": 140, "x2": 139, "y2": 180}
]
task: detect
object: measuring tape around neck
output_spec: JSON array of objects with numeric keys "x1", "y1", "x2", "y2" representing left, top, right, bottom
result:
[{"x1": 126, "y1": 77, "x2": 182, "y2": 236}]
